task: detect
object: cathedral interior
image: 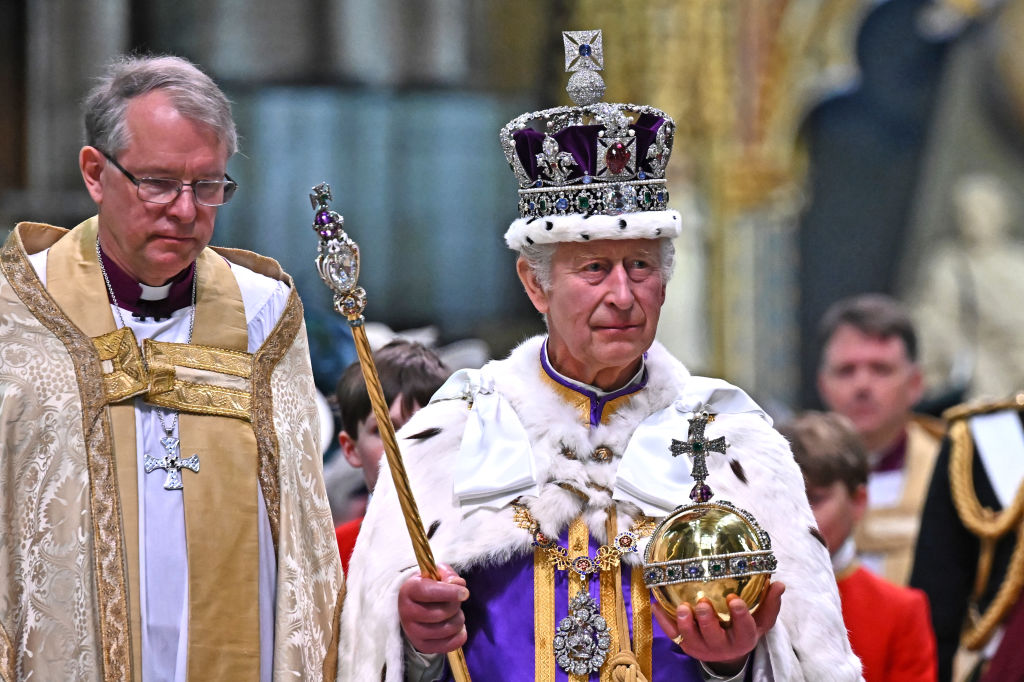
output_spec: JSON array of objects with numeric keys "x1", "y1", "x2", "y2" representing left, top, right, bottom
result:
[{"x1": 2, "y1": 0, "x2": 1022, "y2": 415}]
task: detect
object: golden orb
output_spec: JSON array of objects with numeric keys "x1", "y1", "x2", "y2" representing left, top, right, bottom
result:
[{"x1": 643, "y1": 500, "x2": 776, "y2": 623}]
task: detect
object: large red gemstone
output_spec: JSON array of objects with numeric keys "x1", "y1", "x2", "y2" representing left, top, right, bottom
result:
[{"x1": 605, "y1": 142, "x2": 630, "y2": 174}]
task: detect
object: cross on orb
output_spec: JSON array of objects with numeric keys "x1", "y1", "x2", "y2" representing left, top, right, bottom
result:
[{"x1": 670, "y1": 411, "x2": 727, "y2": 503}]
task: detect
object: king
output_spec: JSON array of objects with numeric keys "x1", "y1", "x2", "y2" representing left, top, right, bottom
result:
[{"x1": 339, "y1": 29, "x2": 862, "y2": 682}]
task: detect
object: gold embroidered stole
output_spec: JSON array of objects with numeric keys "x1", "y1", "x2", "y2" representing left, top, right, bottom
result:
[
  {"x1": 854, "y1": 420, "x2": 940, "y2": 585},
  {"x1": 47, "y1": 218, "x2": 261, "y2": 679}
]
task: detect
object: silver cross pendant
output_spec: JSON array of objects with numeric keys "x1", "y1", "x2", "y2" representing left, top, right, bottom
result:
[{"x1": 144, "y1": 435, "x2": 200, "y2": 490}]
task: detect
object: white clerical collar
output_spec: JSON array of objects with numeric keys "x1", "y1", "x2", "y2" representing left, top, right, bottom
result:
[
  {"x1": 139, "y1": 282, "x2": 172, "y2": 301},
  {"x1": 541, "y1": 340, "x2": 647, "y2": 398}
]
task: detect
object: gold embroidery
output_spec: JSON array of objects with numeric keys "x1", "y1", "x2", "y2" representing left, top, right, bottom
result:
[
  {"x1": 0, "y1": 619, "x2": 14, "y2": 682},
  {"x1": 631, "y1": 566, "x2": 653, "y2": 679},
  {"x1": 139, "y1": 340, "x2": 255, "y2": 420},
  {"x1": 3, "y1": 224, "x2": 132, "y2": 679},
  {"x1": 568, "y1": 518, "x2": 589, "y2": 682},
  {"x1": 146, "y1": 380, "x2": 252, "y2": 420},
  {"x1": 322, "y1": 583, "x2": 346, "y2": 682},
  {"x1": 146, "y1": 340, "x2": 253, "y2": 378},
  {"x1": 534, "y1": 547, "x2": 556, "y2": 682},
  {"x1": 513, "y1": 503, "x2": 652, "y2": 575},
  {"x1": 93, "y1": 328, "x2": 148, "y2": 402},
  {"x1": 251, "y1": 288, "x2": 304, "y2": 548},
  {"x1": 600, "y1": 563, "x2": 618, "y2": 682}
]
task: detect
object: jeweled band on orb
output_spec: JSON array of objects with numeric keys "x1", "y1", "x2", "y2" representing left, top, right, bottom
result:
[{"x1": 642, "y1": 549, "x2": 778, "y2": 589}]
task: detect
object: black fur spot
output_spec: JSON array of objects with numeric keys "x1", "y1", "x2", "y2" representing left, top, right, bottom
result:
[
  {"x1": 427, "y1": 520, "x2": 441, "y2": 539},
  {"x1": 527, "y1": 216, "x2": 539, "y2": 224},
  {"x1": 809, "y1": 526, "x2": 826, "y2": 548},
  {"x1": 545, "y1": 220, "x2": 553, "y2": 230},
  {"x1": 618, "y1": 219, "x2": 627, "y2": 229},
  {"x1": 581, "y1": 233, "x2": 590, "y2": 240},
  {"x1": 729, "y1": 460, "x2": 748, "y2": 484},
  {"x1": 793, "y1": 647, "x2": 802, "y2": 662},
  {"x1": 407, "y1": 427, "x2": 442, "y2": 441},
  {"x1": 655, "y1": 228, "x2": 662, "y2": 236},
  {"x1": 525, "y1": 236, "x2": 534, "y2": 245}
]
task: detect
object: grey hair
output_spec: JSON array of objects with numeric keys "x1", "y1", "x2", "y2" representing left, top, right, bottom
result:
[
  {"x1": 518, "y1": 238, "x2": 676, "y2": 292},
  {"x1": 83, "y1": 55, "x2": 237, "y2": 156}
]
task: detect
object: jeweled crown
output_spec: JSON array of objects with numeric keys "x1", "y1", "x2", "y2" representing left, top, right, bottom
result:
[{"x1": 500, "y1": 30, "x2": 678, "y2": 249}]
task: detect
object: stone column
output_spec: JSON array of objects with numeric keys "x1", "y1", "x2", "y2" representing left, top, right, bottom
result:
[{"x1": 1, "y1": 0, "x2": 129, "y2": 233}]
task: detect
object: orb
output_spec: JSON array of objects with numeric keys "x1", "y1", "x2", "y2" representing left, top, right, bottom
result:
[{"x1": 643, "y1": 500, "x2": 776, "y2": 623}]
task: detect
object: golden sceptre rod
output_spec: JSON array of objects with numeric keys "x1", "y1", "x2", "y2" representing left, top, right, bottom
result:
[{"x1": 310, "y1": 182, "x2": 471, "y2": 681}]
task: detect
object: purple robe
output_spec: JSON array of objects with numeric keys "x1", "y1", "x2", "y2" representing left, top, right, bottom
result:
[{"x1": 442, "y1": 532, "x2": 703, "y2": 681}]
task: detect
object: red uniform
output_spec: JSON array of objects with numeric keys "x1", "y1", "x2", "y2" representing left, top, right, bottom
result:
[
  {"x1": 335, "y1": 517, "x2": 363, "y2": 576},
  {"x1": 837, "y1": 564, "x2": 938, "y2": 682}
]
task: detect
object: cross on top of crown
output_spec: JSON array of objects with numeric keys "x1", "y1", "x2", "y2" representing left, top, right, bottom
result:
[{"x1": 564, "y1": 30, "x2": 604, "y2": 73}]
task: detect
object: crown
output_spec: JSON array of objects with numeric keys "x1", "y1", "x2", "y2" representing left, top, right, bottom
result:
[{"x1": 500, "y1": 30, "x2": 681, "y2": 250}]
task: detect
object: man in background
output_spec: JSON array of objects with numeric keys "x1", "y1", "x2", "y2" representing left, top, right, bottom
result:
[
  {"x1": 332, "y1": 339, "x2": 449, "y2": 574},
  {"x1": 912, "y1": 392, "x2": 1024, "y2": 681},
  {"x1": 817, "y1": 293, "x2": 943, "y2": 584},
  {"x1": 780, "y1": 411, "x2": 937, "y2": 681}
]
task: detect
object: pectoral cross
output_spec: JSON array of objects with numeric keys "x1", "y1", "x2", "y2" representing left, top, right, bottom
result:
[
  {"x1": 144, "y1": 435, "x2": 200, "y2": 490},
  {"x1": 670, "y1": 411, "x2": 727, "y2": 503}
]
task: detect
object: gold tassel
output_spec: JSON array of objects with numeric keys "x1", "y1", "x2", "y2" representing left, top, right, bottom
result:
[{"x1": 605, "y1": 510, "x2": 650, "y2": 682}]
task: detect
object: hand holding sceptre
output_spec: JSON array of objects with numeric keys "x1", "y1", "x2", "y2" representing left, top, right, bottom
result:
[{"x1": 309, "y1": 183, "x2": 471, "y2": 681}]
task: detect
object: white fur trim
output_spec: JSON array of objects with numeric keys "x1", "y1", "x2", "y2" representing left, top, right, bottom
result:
[{"x1": 504, "y1": 209, "x2": 682, "y2": 250}]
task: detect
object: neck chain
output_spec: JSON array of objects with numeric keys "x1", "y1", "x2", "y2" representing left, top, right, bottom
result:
[
  {"x1": 512, "y1": 501, "x2": 655, "y2": 577},
  {"x1": 96, "y1": 238, "x2": 200, "y2": 490}
]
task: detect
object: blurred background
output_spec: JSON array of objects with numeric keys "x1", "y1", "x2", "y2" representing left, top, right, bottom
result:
[{"x1": 3, "y1": 0, "x2": 1024, "y2": 418}]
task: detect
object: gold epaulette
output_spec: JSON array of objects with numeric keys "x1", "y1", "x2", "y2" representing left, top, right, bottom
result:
[
  {"x1": 943, "y1": 392, "x2": 1024, "y2": 422},
  {"x1": 945, "y1": 391, "x2": 1024, "y2": 651}
]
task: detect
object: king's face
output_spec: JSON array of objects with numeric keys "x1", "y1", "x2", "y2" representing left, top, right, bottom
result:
[{"x1": 524, "y1": 238, "x2": 666, "y2": 390}]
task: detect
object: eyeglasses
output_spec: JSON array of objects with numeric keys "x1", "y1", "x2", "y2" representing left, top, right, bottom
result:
[{"x1": 100, "y1": 150, "x2": 238, "y2": 207}]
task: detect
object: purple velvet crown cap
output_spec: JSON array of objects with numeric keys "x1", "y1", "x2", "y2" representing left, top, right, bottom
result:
[{"x1": 511, "y1": 113, "x2": 667, "y2": 186}]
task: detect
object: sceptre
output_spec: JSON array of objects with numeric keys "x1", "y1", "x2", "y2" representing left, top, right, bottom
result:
[{"x1": 309, "y1": 182, "x2": 471, "y2": 682}]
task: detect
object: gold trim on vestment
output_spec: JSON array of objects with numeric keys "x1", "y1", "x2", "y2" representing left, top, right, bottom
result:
[
  {"x1": 94, "y1": 328, "x2": 149, "y2": 402},
  {"x1": 0, "y1": 618, "x2": 15, "y2": 682},
  {"x1": 322, "y1": 582, "x2": 346, "y2": 682},
  {"x1": 535, "y1": 546, "x2": 556, "y2": 682},
  {"x1": 181, "y1": 247, "x2": 260, "y2": 681},
  {"x1": 250, "y1": 286, "x2": 304, "y2": 548},
  {"x1": 568, "y1": 517, "x2": 589, "y2": 682},
  {"x1": 600, "y1": 560, "x2": 619, "y2": 682},
  {"x1": 147, "y1": 339, "x2": 253, "y2": 378},
  {"x1": 539, "y1": 368, "x2": 639, "y2": 427},
  {"x1": 4, "y1": 220, "x2": 135, "y2": 680},
  {"x1": 143, "y1": 340, "x2": 253, "y2": 420},
  {"x1": 854, "y1": 419, "x2": 940, "y2": 585},
  {"x1": 631, "y1": 565, "x2": 653, "y2": 679}
]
